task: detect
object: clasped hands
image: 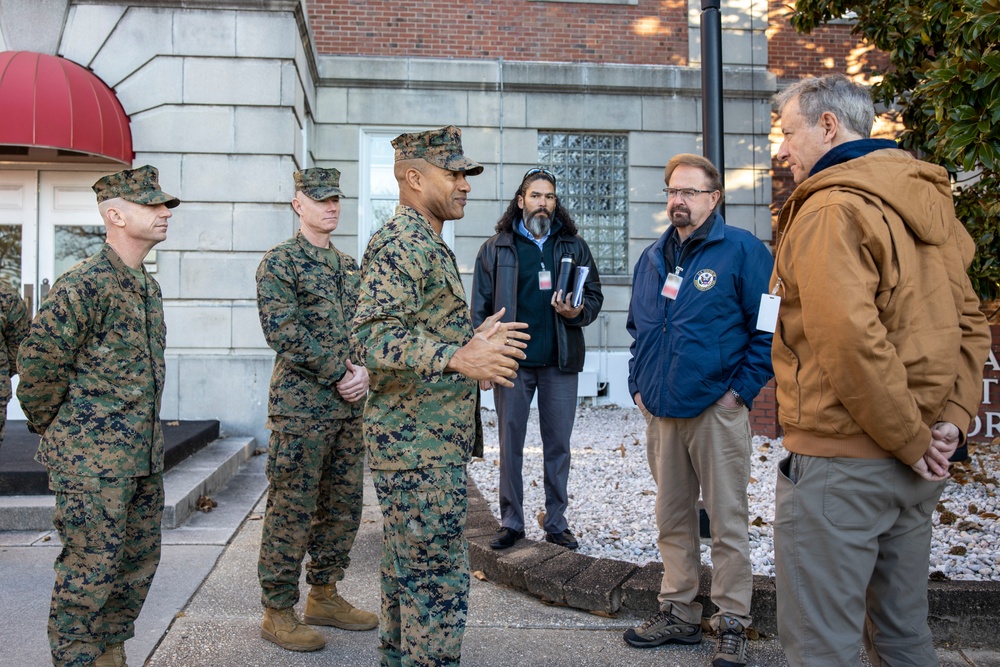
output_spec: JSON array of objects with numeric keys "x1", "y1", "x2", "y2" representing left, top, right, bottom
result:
[
  {"x1": 336, "y1": 358, "x2": 369, "y2": 404},
  {"x1": 910, "y1": 421, "x2": 961, "y2": 482},
  {"x1": 446, "y1": 307, "x2": 530, "y2": 390}
]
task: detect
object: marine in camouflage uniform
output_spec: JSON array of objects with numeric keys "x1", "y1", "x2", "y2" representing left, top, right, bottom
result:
[
  {"x1": 353, "y1": 126, "x2": 527, "y2": 667},
  {"x1": 16, "y1": 165, "x2": 178, "y2": 667},
  {"x1": 0, "y1": 278, "x2": 29, "y2": 446},
  {"x1": 256, "y1": 167, "x2": 377, "y2": 653}
]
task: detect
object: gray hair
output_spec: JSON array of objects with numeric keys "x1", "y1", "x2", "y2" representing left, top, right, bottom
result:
[{"x1": 774, "y1": 74, "x2": 875, "y2": 139}]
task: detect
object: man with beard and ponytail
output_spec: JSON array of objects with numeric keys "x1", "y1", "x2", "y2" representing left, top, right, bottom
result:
[
  {"x1": 624, "y1": 154, "x2": 773, "y2": 667},
  {"x1": 472, "y1": 167, "x2": 604, "y2": 551}
]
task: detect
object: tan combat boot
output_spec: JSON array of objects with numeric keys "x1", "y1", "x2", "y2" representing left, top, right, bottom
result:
[
  {"x1": 261, "y1": 607, "x2": 326, "y2": 652},
  {"x1": 304, "y1": 583, "x2": 378, "y2": 630},
  {"x1": 93, "y1": 643, "x2": 128, "y2": 667}
]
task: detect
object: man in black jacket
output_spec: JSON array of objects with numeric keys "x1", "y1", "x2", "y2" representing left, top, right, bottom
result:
[{"x1": 472, "y1": 168, "x2": 604, "y2": 550}]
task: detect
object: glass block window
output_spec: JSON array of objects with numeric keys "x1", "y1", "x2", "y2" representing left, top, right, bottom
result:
[{"x1": 537, "y1": 132, "x2": 629, "y2": 275}]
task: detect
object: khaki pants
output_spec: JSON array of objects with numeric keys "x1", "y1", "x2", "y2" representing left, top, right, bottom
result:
[
  {"x1": 775, "y1": 453, "x2": 944, "y2": 667},
  {"x1": 644, "y1": 403, "x2": 753, "y2": 629}
]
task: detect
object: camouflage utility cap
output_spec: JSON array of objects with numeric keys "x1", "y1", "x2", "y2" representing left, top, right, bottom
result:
[
  {"x1": 93, "y1": 165, "x2": 180, "y2": 208},
  {"x1": 392, "y1": 126, "x2": 483, "y2": 176},
  {"x1": 294, "y1": 167, "x2": 345, "y2": 200}
]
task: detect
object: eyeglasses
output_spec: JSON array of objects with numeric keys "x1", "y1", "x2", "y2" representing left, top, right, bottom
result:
[
  {"x1": 663, "y1": 188, "x2": 716, "y2": 199},
  {"x1": 523, "y1": 167, "x2": 556, "y2": 184}
]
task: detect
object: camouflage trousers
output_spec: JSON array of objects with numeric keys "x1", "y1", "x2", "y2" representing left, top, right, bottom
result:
[
  {"x1": 372, "y1": 465, "x2": 469, "y2": 667},
  {"x1": 258, "y1": 418, "x2": 364, "y2": 609},
  {"x1": 47, "y1": 471, "x2": 164, "y2": 667}
]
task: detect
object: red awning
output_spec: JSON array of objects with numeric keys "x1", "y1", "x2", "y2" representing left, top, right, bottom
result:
[{"x1": 0, "y1": 51, "x2": 133, "y2": 165}]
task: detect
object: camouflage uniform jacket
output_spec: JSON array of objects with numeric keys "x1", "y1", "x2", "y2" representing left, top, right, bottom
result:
[
  {"x1": 0, "y1": 280, "x2": 29, "y2": 434},
  {"x1": 17, "y1": 243, "x2": 166, "y2": 477},
  {"x1": 353, "y1": 205, "x2": 477, "y2": 471},
  {"x1": 257, "y1": 231, "x2": 362, "y2": 433}
]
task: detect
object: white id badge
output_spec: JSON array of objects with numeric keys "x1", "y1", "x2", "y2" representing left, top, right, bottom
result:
[
  {"x1": 538, "y1": 270, "x2": 552, "y2": 290},
  {"x1": 661, "y1": 273, "x2": 683, "y2": 300},
  {"x1": 756, "y1": 294, "x2": 780, "y2": 332}
]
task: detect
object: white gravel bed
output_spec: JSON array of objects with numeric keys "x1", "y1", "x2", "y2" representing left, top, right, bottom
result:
[{"x1": 468, "y1": 405, "x2": 1000, "y2": 582}]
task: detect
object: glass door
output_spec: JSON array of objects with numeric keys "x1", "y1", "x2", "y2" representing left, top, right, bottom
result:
[
  {"x1": 38, "y1": 171, "x2": 107, "y2": 292},
  {"x1": 0, "y1": 169, "x2": 108, "y2": 421}
]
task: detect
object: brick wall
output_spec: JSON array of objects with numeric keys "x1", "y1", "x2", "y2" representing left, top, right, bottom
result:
[
  {"x1": 766, "y1": 0, "x2": 892, "y2": 235},
  {"x1": 306, "y1": 0, "x2": 687, "y2": 65},
  {"x1": 751, "y1": 380, "x2": 780, "y2": 439}
]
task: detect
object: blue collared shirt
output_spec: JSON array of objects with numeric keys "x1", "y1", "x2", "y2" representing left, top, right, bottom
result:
[{"x1": 517, "y1": 218, "x2": 550, "y2": 249}]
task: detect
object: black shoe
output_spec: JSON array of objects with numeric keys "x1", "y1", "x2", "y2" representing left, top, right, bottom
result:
[
  {"x1": 544, "y1": 529, "x2": 579, "y2": 550},
  {"x1": 490, "y1": 527, "x2": 525, "y2": 549}
]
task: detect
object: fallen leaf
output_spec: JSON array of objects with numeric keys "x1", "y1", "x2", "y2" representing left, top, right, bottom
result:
[
  {"x1": 197, "y1": 495, "x2": 218, "y2": 513},
  {"x1": 589, "y1": 610, "x2": 616, "y2": 618},
  {"x1": 472, "y1": 570, "x2": 488, "y2": 581},
  {"x1": 537, "y1": 510, "x2": 547, "y2": 529},
  {"x1": 615, "y1": 443, "x2": 627, "y2": 458}
]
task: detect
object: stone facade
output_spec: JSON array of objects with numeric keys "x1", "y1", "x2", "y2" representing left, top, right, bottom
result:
[{"x1": 1, "y1": 0, "x2": 775, "y2": 444}]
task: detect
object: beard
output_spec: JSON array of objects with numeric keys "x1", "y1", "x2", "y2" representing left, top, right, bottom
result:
[
  {"x1": 525, "y1": 209, "x2": 552, "y2": 238},
  {"x1": 669, "y1": 206, "x2": 692, "y2": 228}
]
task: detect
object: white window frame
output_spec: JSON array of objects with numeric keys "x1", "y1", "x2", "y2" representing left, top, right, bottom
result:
[{"x1": 358, "y1": 128, "x2": 455, "y2": 260}]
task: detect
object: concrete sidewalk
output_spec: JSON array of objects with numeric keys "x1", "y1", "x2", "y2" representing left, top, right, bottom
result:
[{"x1": 3, "y1": 460, "x2": 998, "y2": 666}]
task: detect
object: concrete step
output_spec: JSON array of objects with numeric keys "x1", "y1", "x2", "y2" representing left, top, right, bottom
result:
[
  {"x1": 161, "y1": 437, "x2": 256, "y2": 528},
  {"x1": 0, "y1": 437, "x2": 257, "y2": 531}
]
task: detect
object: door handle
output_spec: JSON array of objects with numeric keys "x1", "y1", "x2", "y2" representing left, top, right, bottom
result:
[{"x1": 23, "y1": 283, "x2": 33, "y2": 318}]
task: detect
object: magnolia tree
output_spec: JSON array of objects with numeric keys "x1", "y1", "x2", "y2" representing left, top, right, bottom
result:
[{"x1": 791, "y1": 0, "x2": 1000, "y2": 302}]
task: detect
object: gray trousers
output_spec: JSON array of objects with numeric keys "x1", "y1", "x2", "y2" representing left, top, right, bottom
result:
[
  {"x1": 494, "y1": 365, "x2": 578, "y2": 534},
  {"x1": 775, "y1": 453, "x2": 945, "y2": 667}
]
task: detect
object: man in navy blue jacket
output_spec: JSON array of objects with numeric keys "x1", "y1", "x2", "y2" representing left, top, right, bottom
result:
[{"x1": 624, "y1": 154, "x2": 773, "y2": 667}]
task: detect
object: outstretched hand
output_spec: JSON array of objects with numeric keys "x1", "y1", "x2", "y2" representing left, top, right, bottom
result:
[{"x1": 476, "y1": 307, "x2": 531, "y2": 350}]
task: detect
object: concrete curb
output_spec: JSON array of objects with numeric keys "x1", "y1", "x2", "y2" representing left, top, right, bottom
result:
[
  {"x1": 0, "y1": 436, "x2": 256, "y2": 531},
  {"x1": 466, "y1": 477, "x2": 1000, "y2": 648}
]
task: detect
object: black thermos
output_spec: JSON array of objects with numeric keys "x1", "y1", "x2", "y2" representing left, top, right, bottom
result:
[{"x1": 556, "y1": 253, "x2": 575, "y2": 296}]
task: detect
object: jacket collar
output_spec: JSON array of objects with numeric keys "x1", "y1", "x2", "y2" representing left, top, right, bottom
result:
[
  {"x1": 294, "y1": 230, "x2": 339, "y2": 269},
  {"x1": 102, "y1": 243, "x2": 147, "y2": 295},
  {"x1": 810, "y1": 138, "x2": 898, "y2": 178}
]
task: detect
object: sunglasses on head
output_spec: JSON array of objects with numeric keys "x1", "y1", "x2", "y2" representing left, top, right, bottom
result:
[{"x1": 523, "y1": 167, "x2": 556, "y2": 184}]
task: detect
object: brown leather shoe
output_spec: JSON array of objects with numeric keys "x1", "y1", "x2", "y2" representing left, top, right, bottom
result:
[
  {"x1": 261, "y1": 607, "x2": 326, "y2": 651},
  {"x1": 304, "y1": 583, "x2": 378, "y2": 631},
  {"x1": 93, "y1": 643, "x2": 128, "y2": 667}
]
